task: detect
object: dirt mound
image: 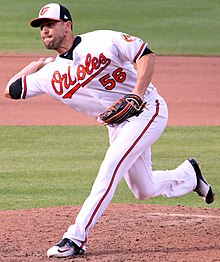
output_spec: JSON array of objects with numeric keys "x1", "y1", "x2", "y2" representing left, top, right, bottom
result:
[{"x1": 1, "y1": 204, "x2": 220, "y2": 262}]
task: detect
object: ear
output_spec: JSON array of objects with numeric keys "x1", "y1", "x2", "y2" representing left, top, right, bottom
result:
[{"x1": 66, "y1": 21, "x2": 73, "y2": 32}]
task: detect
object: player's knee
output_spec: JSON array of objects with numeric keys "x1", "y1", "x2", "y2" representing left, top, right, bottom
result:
[
  {"x1": 136, "y1": 194, "x2": 146, "y2": 200},
  {"x1": 133, "y1": 191, "x2": 150, "y2": 200},
  {"x1": 132, "y1": 188, "x2": 156, "y2": 200}
]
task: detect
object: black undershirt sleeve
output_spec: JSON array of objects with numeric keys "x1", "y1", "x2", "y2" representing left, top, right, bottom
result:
[
  {"x1": 140, "y1": 46, "x2": 154, "y2": 58},
  {"x1": 9, "y1": 78, "x2": 22, "y2": 99}
]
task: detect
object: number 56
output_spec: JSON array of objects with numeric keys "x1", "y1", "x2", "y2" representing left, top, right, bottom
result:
[{"x1": 99, "y1": 68, "x2": 126, "y2": 90}]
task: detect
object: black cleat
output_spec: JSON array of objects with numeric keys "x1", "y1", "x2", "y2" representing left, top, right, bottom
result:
[{"x1": 188, "y1": 158, "x2": 215, "y2": 204}]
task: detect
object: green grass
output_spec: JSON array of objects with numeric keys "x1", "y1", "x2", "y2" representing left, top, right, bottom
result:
[
  {"x1": 0, "y1": 0, "x2": 219, "y2": 55},
  {"x1": 0, "y1": 126, "x2": 219, "y2": 210}
]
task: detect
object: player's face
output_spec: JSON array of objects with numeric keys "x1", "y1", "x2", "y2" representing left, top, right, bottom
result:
[{"x1": 40, "y1": 21, "x2": 66, "y2": 50}]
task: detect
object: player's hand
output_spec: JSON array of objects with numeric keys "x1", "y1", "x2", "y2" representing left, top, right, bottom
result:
[{"x1": 4, "y1": 56, "x2": 56, "y2": 98}]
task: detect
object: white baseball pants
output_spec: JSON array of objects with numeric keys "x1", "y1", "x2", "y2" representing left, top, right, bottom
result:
[{"x1": 63, "y1": 93, "x2": 197, "y2": 248}]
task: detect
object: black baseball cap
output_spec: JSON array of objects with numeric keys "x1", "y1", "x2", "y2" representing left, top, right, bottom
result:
[{"x1": 30, "y1": 3, "x2": 72, "y2": 28}]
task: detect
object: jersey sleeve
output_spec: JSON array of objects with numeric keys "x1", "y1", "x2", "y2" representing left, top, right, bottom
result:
[
  {"x1": 21, "y1": 67, "x2": 49, "y2": 99},
  {"x1": 113, "y1": 32, "x2": 150, "y2": 63}
]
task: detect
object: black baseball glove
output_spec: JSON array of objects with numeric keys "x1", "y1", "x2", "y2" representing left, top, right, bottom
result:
[{"x1": 99, "y1": 94, "x2": 146, "y2": 125}]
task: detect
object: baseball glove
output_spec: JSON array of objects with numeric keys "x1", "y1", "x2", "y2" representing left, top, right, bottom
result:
[{"x1": 99, "y1": 94, "x2": 146, "y2": 125}]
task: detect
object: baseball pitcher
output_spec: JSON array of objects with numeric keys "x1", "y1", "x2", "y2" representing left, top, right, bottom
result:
[{"x1": 4, "y1": 3, "x2": 215, "y2": 258}]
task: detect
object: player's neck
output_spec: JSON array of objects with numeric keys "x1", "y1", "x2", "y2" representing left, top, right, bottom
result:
[{"x1": 56, "y1": 34, "x2": 75, "y2": 55}]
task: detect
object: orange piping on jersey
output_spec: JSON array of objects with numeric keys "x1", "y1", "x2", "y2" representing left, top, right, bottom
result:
[
  {"x1": 22, "y1": 76, "x2": 27, "y2": 99},
  {"x1": 133, "y1": 43, "x2": 145, "y2": 63}
]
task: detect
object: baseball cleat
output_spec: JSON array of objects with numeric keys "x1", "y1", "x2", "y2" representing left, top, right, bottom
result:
[
  {"x1": 188, "y1": 158, "x2": 215, "y2": 204},
  {"x1": 47, "y1": 238, "x2": 84, "y2": 258}
]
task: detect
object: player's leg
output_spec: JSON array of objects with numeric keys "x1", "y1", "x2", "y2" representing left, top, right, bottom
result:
[
  {"x1": 48, "y1": 100, "x2": 166, "y2": 257},
  {"x1": 61, "y1": 122, "x2": 153, "y2": 247},
  {"x1": 48, "y1": 97, "x2": 199, "y2": 257},
  {"x1": 124, "y1": 102, "x2": 213, "y2": 201},
  {"x1": 123, "y1": 102, "x2": 197, "y2": 199},
  {"x1": 124, "y1": 149, "x2": 197, "y2": 199}
]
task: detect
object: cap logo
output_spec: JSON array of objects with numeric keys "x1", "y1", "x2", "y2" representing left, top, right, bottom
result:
[{"x1": 40, "y1": 7, "x2": 50, "y2": 16}]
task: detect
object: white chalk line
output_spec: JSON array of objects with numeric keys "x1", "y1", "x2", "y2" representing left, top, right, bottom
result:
[{"x1": 146, "y1": 212, "x2": 220, "y2": 219}]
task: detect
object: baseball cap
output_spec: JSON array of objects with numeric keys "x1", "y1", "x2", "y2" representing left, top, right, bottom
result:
[{"x1": 30, "y1": 3, "x2": 72, "y2": 28}]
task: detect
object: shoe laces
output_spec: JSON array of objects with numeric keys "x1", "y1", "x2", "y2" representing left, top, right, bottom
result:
[{"x1": 57, "y1": 238, "x2": 73, "y2": 248}]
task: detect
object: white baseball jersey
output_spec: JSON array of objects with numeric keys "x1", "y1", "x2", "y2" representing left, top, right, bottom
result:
[
  {"x1": 18, "y1": 30, "x2": 197, "y2": 250},
  {"x1": 22, "y1": 30, "x2": 156, "y2": 118}
]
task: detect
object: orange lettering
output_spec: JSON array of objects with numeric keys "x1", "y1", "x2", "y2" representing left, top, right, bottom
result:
[
  {"x1": 51, "y1": 71, "x2": 63, "y2": 95},
  {"x1": 51, "y1": 53, "x2": 111, "y2": 99},
  {"x1": 51, "y1": 66, "x2": 77, "y2": 95}
]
